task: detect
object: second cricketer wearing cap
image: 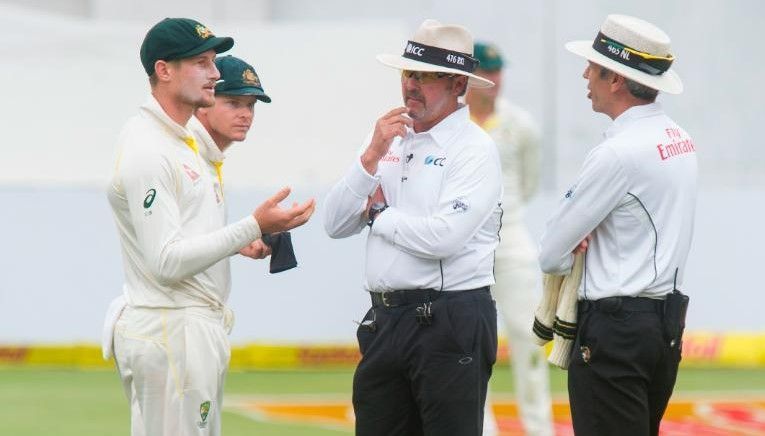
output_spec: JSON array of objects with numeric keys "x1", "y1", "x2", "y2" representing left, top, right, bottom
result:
[{"x1": 191, "y1": 55, "x2": 275, "y2": 260}]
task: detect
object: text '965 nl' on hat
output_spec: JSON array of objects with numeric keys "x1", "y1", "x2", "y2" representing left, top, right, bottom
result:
[
  {"x1": 140, "y1": 18, "x2": 234, "y2": 76},
  {"x1": 565, "y1": 14, "x2": 682, "y2": 94}
]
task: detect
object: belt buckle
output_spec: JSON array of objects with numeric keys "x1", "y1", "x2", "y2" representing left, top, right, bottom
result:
[{"x1": 381, "y1": 292, "x2": 393, "y2": 307}]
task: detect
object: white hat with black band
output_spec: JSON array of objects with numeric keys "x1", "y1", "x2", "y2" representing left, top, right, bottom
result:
[
  {"x1": 565, "y1": 14, "x2": 683, "y2": 94},
  {"x1": 377, "y1": 19, "x2": 495, "y2": 89}
]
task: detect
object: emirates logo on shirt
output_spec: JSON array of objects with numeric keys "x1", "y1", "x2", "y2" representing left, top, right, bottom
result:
[
  {"x1": 657, "y1": 127, "x2": 696, "y2": 161},
  {"x1": 381, "y1": 150, "x2": 400, "y2": 163}
]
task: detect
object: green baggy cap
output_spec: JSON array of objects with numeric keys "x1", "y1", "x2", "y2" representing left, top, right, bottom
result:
[
  {"x1": 140, "y1": 18, "x2": 234, "y2": 76},
  {"x1": 473, "y1": 42, "x2": 504, "y2": 72},
  {"x1": 214, "y1": 55, "x2": 272, "y2": 103}
]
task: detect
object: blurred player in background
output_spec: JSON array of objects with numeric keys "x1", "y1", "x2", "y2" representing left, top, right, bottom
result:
[{"x1": 466, "y1": 41, "x2": 554, "y2": 436}]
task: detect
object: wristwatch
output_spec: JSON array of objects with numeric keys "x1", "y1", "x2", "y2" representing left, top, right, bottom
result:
[{"x1": 367, "y1": 202, "x2": 389, "y2": 227}]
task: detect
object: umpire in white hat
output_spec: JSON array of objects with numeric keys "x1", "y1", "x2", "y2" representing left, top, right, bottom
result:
[
  {"x1": 538, "y1": 14, "x2": 697, "y2": 435},
  {"x1": 324, "y1": 19, "x2": 502, "y2": 435}
]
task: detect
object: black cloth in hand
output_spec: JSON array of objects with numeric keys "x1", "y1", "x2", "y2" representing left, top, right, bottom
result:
[{"x1": 261, "y1": 232, "x2": 298, "y2": 273}]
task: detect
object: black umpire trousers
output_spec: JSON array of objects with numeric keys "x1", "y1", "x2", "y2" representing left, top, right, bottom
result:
[
  {"x1": 353, "y1": 288, "x2": 497, "y2": 436},
  {"x1": 568, "y1": 297, "x2": 682, "y2": 436}
]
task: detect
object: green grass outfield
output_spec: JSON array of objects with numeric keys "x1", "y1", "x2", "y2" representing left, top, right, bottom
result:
[{"x1": 2, "y1": 366, "x2": 765, "y2": 435}]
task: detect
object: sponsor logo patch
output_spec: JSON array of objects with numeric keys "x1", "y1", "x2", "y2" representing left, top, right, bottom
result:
[
  {"x1": 452, "y1": 198, "x2": 469, "y2": 212},
  {"x1": 381, "y1": 151, "x2": 400, "y2": 163},
  {"x1": 214, "y1": 182, "x2": 223, "y2": 204},
  {"x1": 242, "y1": 68, "x2": 261, "y2": 87},
  {"x1": 424, "y1": 155, "x2": 446, "y2": 167},
  {"x1": 143, "y1": 189, "x2": 157, "y2": 209},
  {"x1": 195, "y1": 24, "x2": 214, "y2": 39},
  {"x1": 564, "y1": 184, "x2": 577, "y2": 199},
  {"x1": 405, "y1": 42, "x2": 425, "y2": 56},
  {"x1": 183, "y1": 163, "x2": 200, "y2": 182},
  {"x1": 197, "y1": 401, "x2": 211, "y2": 428},
  {"x1": 657, "y1": 127, "x2": 696, "y2": 161}
]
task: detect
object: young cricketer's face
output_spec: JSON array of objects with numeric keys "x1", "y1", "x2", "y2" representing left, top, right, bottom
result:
[
  {"x1": 167, "y1": 50, "x2": 220, "y2": 109},
  {"x1": 198, "y1": 94, "x2": 257, "y2": 145},
  {"x1": 466, "y1": 68, "x2": 502, "y2": 103}
]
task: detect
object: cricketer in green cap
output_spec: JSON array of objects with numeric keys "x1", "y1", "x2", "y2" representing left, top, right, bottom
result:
[
  {"x1": 466, "y1": 42, "x2": 506, "y2": 108},
  {"x1": 140, "y1": 17, "x2": 234, "y2": 76},
  {"x1": 473, "y1": 41, "x2": 505, "y2": 72},
  {"x1": 195, "y1": 55, "x2": 271, "y2": 151},
  {"x1": 214, "y1": 55, "x2": 272, "y2": 103}
]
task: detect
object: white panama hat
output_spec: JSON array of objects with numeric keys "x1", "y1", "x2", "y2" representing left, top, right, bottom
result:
[
  {"x1": 377, "y1": 19, "x2": 495, "y2": 89},
  {"x1": 566, "y1": 14, "x2": 683, "y2": 94}
]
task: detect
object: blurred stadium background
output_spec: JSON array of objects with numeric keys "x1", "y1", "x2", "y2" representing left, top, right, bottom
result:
[{"x1": 1, "y1": 1, "x2": 763, "y2": 434}]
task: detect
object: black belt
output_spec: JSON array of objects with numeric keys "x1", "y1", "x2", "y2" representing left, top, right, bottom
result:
[
  {"x1": 370, "y1": 287, "x2": 489, "y2": 308},
  {"x1": 578, "y1": 296, "x2": 664, "y2": 314}
]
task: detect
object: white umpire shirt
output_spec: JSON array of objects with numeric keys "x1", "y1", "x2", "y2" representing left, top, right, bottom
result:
[
  {"x1": 324, "y1": 105, "x2": 503, "y2": 292},
  {"x1": 539, "y1": 103, "x2": 698, "y2": 300},
  {"x1": 107, "y1": 96, "x2": 261, "y2": 309}
]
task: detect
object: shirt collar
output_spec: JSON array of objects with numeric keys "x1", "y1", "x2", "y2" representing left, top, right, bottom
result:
[
  {"x1": 188, "y1": 116, "x2": 226, "y2": 163},
  {"x1": 604, "y1": 102, "x2": 664, "y2": 139},
  {"x1": 407, "y1": 104, "x2": 470, "y2": 147},
  {"x1": 139, "y1": 95, "x2": 194, "y2": 142}
]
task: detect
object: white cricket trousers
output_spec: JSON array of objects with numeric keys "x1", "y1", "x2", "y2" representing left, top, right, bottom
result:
[
  {"x1": 114, "y1": 306, "x2": 231, "y2": 436},
  {"x1": 484, "y1": 221, "x2": 554, "y2": 436}
]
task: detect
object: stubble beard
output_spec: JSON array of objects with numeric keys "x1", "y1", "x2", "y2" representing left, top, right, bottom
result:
[
  {"x1": 404, "y1": 92, "x2": 426, "y2": 120},
  {"x1": 180, "y1": 87, "x2": 215, "y2": 110}
]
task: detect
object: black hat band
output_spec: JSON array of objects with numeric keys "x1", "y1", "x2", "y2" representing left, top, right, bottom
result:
[
  {"x1": 401, "y1": 40, "x2": 478, "y2": 73},
  {"x1": 592, "y1": 32, "x2": 673, "y2": 76}
]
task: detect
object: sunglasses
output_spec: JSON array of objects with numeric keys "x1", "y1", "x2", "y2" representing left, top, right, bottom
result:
[{"x1": 401, "y1": 70, "x2": 456, "y2": 84}]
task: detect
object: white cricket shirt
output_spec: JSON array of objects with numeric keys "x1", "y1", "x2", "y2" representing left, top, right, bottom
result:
[
  {"x1": 538, "y1": 103, "x2": 698, "y2": 299},
  {"x1": 324, "y1": 105, "x2": 503, "y2": 292},
  {"x1": 107, "y1": 96, "x2": 261, "y2": 308}
]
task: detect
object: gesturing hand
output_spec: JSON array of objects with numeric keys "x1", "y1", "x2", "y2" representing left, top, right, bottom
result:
[
  {"x1": 361, "y1": 107, "x2": 412, "y2": 174},
  {"x1": 253, "y1": 187, "x2": 315, "y2": 235},
  {"x1": 239, "y1": 239, "x2": 271, "y2": 260}
]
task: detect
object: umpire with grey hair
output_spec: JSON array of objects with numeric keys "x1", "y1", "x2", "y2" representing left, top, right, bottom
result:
[{"x1": 538, "y1": 14, "x2": 697, "y2": 435}]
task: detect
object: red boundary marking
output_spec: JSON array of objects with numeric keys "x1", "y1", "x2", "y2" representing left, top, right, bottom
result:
[{"x1": 225, "y1": 396, "x2": 765, "y2": 435}]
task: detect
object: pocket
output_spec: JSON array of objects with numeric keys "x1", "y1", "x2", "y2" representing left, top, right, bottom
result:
[
  {"x1": 484, "y1": 299, "x2": 498, "y2": 365},
  {"x1": 356, "y1": 308, "x2": 376, "y2": 356},
  {"x1": 672, "y1": 327, "x2": 685, "y2": 363},
  {"x1": 608, "y1": 310, "x2": 635, "y2": 322},
  {"x1": 117, "y1": 307, "x2": 163, "y2": 344},
  {"x1": 570, "y1": 312, "x2": 596, "y2": 366},
  {"x1": 443, "y1": 295, "x2": 480, "y2": 355},
  {"x1": 677, "y1": 339, "x2": 683, "y2": 362}
]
